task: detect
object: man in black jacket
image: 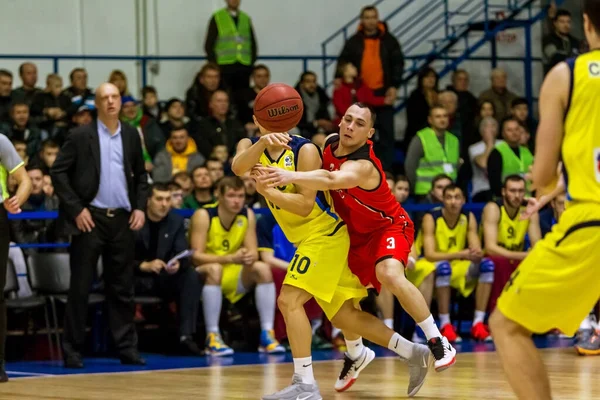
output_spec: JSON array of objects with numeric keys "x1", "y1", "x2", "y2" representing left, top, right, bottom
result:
[
  {"x1": 134, "y1": 183, "x2": 204, "y2": 355},
  {"x1": 51, "y1": 83, "x2": 149, "y2": 368},
  {"x1": 542, "y1": 9, "x2": 581, "y2": 75},
  {"x1": 337, "y1": 5, "x2": 404, "y2": 170}
]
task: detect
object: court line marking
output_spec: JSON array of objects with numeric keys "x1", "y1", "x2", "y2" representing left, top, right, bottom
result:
[{"x1": 7, "y1": 371, "x2": 53, "y2": 376}]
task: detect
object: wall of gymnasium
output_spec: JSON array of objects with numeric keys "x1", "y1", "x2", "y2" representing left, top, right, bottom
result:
[{"x1": 0, "y1": 0, "x2": 565, "y2": 134}]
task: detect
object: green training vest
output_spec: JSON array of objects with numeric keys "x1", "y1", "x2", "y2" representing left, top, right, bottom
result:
[
  {"x1": 214, "y1": 9, "x2": 252, "y2": 66},
  {"x1": 495, "y1": 141, "x2": 534, "y2": 183},
  {"x1": 415, "y1": 127, "x2": 460, "y2": 195}
]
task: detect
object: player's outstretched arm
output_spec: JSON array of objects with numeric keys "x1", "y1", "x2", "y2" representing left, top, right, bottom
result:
[
  {"x1": 527, "y1": 211, "x2": 542, "y2": 248},
  {"x1": 190, "y1": 209, "x2": 236, "y2": 265},
  {"x1": 532, "y1": 62, "x2": 569, "y2": 191},
  {"x1": 422, "y1": 213, "x2": 468, "y2": 262},
  {"x1": 253, "y1": 144, "x2": 321, "y2": 217},
  {"x1": 231, "y1": 133, "x2": 292, "y2": 176},
  {"x1": 261, "y1": 159, "x2": 374, "y2": 191},
  {"x1": 482, "y1": 203, "x2": 528, "y2": 261}
]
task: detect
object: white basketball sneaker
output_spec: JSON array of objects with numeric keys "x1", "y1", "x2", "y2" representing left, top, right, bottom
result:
[
  {"x1": 427, "y1": 336, "x2": 457, "y2": 371},
  {"x1": 334, "y1": 346, "x2": 376, "y2": 392}
]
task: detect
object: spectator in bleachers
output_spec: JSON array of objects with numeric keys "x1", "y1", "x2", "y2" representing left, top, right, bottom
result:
[
  {"x1": 332, "y1": 61, "x2": 388, "y2": 126},
  {"x1": 30, "y1": 139, "x2": 60, "y2": 175},
  {"x1": 9, "y1": 164, "x2": 62, "y2": 253},
  {"x1": 469, "y1": 117, "x2": 500, "y2": 202},
  {"x1": 206, "y1": 157, "x2": 225, "y2": 183},
  {"x1": 0, "y1": 70, "x2": 12, "y2": 124},
  {"x1": 295, "y1": 71, "x2": 334, "y2": 147},
  {"x1": 211, "y1": 144, "x2": 229, "y2": 164},
  {"x1": 30, "y1": 74, "x2": 70, "y2": 137},
  {"x1": 473, "y1": 100, "x2": 496, "y2": 134},
  {"x1": 11, "y1": 62, "x2": 41, "y2": 107},
  {"x1": 1, "y1": 103, "x2": 42, "y2": 158},
  {"x1": 196, "y1": 90, "x2": 246, "y2": 159},
  {"x1": 241, "y1": 174, "x2": 262, "y2": 208},
  {"x1": 478, "y1": 68, "x2": 518, "y2": 122},
  {"x1": 385, "y1": 171, "x2": 395, "y2": 193},
  {"x1": 393, "y1": 175, "x2": 410, "y2": 204},
  {"x1": 337, "y1": 5, "x2": 403, "y2": 169},
  {"x1": 447, "y1": 70, "x2": 478, "y2": 148},
  {"x1": 412, "y1": 174, "x2": 452, "y2": 233},
  {"x1": 141, "y1": 86, "x2": 162, "y2": 120},
  {"x1": 121, "y1": 96, "x2": 165, "y2": 161},
  {"x1": 168, "y1": 181, "x2": 184, "y2": 209},
  {"x1": 510, "y1": 98, "x2": 537, "y2": 150},
  {"x1": 539, "y1": 192, "x2": 566, "y2": 237},
  {"x1": 108, "y1": 70, "x2": 130, "y2": 96},
  {"x1": 481, "y1": 175, "x2": 541, "y2": 312},
  {"x1": 172, "y1": 171, "x2": 193, "y2": 197},
  {"x1": 152, "y1": 128, "x2": 205, "y2": 184},
  {"x1": 183, "y1": 165, "x2": 215, "y2": 209},
  {"x1": 236, "y1": 64, "x2": 270, "y2": 133},
  {"x1": 205, "y1": 0, "x2": 257, "y2": 100},
  {"x1": 185, "y1": 63, "x2": 225, "y2": 122},
  {"x1": 487, "y1": 117, "x2": 533, "y2": 198},
  {"x1": 69, "y1": 105, "x2": 93, "y2": 131},
  {"x1": 518, "y1": 122, "x2": 531, "y2": 149},
  {"x1": 438, "y1": 90, "x2": 462, "y2": 142},
  {"x1": 134, "y1": 183, "x2": 204, "y2": 356},
  {"x1": 160, "y1": 98, "x2": 190, "y2": 138},
  {"x1": 62, "y1": 68, "x2": 94, "y2": 118},
  {"x1": 543, "y1": 8, "x2": 581, "y2": 75},
  {"x1": 11, "y1": 139, "x2": 27, "y2": 165},
  {"x1": 404, "y1": 67, "x2": 439, "y2": 154},
  {"x1": 420, "y1": 185, "x2": 494, "y2": 342},
  {"x1": 190, "y1": 177, "x2": 283, "y2": 356},
  {"x1": 405, "y1": 105, "x2": 459, "y2": 198}
]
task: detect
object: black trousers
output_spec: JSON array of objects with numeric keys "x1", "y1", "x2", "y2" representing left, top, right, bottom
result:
[
  {"x1": 372, "y1": 105, "x2": 396, "y2": 172},
  {"x1": 220, "y1": 63, "x2": 252, "y2": 101},
  {"x1": 135, "y1": 266, "x2": 203, "y2": 337},
  {"x1": 0, "y1": 206, "x2": 9, "y2": 361},
  {"x1": 63, "y1": 208, "x2": 137, "y2": 356}
]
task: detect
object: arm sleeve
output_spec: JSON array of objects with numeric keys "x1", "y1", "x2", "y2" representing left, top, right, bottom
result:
[
  {"x1": 0, "y1": 135, "x2": 24, "y2": 173},
  {"x1": 204, "y1": 16, "x2": 218, "y2": 63},
  {"x1": 50, "y1": 131, "x2": 84, "y2": 219},
  {"x1": 250, "y1": 22, "x2": 258, "y2": 64},
  {"x1": 404, "y1": 135, "x2": 424, "y2": 191},
  {"x1": 487, "y1": 149, "x2": 503, "y2": 198},
  {"x1": 389, "y1": 37, "x2": 405, "y2": 88}
]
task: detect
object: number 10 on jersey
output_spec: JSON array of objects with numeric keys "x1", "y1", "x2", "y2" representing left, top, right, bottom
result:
[{"x1": 289, "y1": 254, "x2": 311, "y2": 274}]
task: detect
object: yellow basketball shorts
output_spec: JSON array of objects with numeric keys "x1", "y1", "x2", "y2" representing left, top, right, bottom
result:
[
  {"x1": 407, "y1": 258, "x2": 476, "y2": 297},
  {"x1": 221, "y1": 263, "x2": 246, "y2": 304},
  {"x1": 498, "y1": 204, "x2": 600, "y2": 336},
  {"x1": 283, "y1": 222, "x2": 368, "y2": 319}
]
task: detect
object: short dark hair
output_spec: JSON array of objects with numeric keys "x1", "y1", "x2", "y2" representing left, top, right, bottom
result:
[
  {"x1": 360, "y1": 5, "x2": 378, "y2": 17},
  {"x1": 168, "y1": 181, "x2": 182, "y2": 191},
  {"x1": 200, "y1": 62, "x2": 220, "y2": 76},
  {"x1": 300, "y1": 71, "x2": 317, "y2": 83},
  {"x1": 432, "y1": 174, "x2": 453, "y2": 187},
  {"x1": 142, "y1": 85, "x2": 157, "y2": 97},
  {"x1": 69, "y1": 67, "x2": 86, "y2": 82},
  {"x1": 511, "y1": 97, "x2": 528, "y2": 108},
  {"x1": 584, "y1": 0, "x2": 600, "y2": 33},
  {"x1": 384, "y1": 171, "x2": 394, "y2": 180},
  {"x1": 501, "y1": 116, "x2": 520, "y2": 131},
  {"x1": 253, "y1": 64, "x2": 270, "y2": 74},
  {"x1": 151, "y1": 182, "x2": 171, "y2": 194},
  {"x1": 206, "y1": 157, "x2": 223, "y2": 166},
  {"x1": 395, "y1": 175, "x2": 409, "y2": 183},
  {"x1": 503, "y1": 174, "x2": 526, "y2": 188},
  {"x1": 172, "y1": 171, "x2": 191, "y2": 181},
  {"x1": 170, "y1": 127, "x2": 188, "y2": 137},
  {"x1": 11, "y1": 138, "x2": 25, "y2": 147},
  {"x1": 352, "y1": 102, "x2": 377, "y2": 126},
  {"x1": 26, "y1": 163, "x2": 43, "y2": 173},
  {"x1": 217, "y1": 176, "x2": 245, "y2": 195},
  {"x1": 19, "y1": 62, "x2": 34, "y2": 76},
  {"x1": 191, "y1": 165, "x2": 209, "y2": 177},
  {"x1": 0, "y1": 69, "x2": 13, "y2": 79},
  {"x1": 442, "y1": 183, "x2": 463, "y2": 197},
  {"x1": 555, "y1": 9, "x2": 572, "y2": 20},
  {"x1": 10, "y1": 102, "x2": 28, "y2": 111},
  {"x1": 41, "y1": 139, "x2": 59, "y2": 150}
]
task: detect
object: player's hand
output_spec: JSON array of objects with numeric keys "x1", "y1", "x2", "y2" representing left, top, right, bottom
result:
[
  {"x1": 141, "y1": 259, "x2": 166, "y2": 274},
  {"x1": 521, "y1": 197, "x2": 541, "y2": 220},
  {"x1": 4, "y1": 196, "x2": 22, "y2": 214},
  {"x1": 259, "y1": 133, "x2": 292, "y2": 150},
  {"x1": 129, "y1": 209, "x2": 145, "y2": 231},
  {"x1": 250, "y1": 165, "x2": 270, "y2": 195},
  {"x1": 261, "y1": 166, "x2": 295, "y2": 188},
  {"x1": 230, "y1": 248, "x2": 246, "y2": 264},
  {"x1": 469, "y1": 248, "x2": 483, "y2": 263},
  {"x1": 241, "y1": 250, "x2": 257, "y2": 266},
  {"x1": 456, "y1": 249, "x2": 471, "y2": 260},
  {"x1": 75, "y1": 208, "x2": 95, "y2": 233},
  {"x1": 165, "y1": 260, "x2": 180, "y2": 275}
]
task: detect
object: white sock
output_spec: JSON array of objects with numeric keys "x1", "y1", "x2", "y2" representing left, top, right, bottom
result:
[
  {"x1": 383, "y1": 318, "x2": 394, "y2": 329},
  {"x1": 388, "y1": 332, "x2": 414, "y2": 359},
  {"x1": 255, "y1": 283, "x2": 276, "y2": 331},
  {"x1": 473, "y1": 310, "x2": 486, "y2": 325},
  {"x1": 580, "y1": 315, "x2": 592, "y2": 330},
  {"x1": 202, "y1": 285, "x2": 222, "y2": 334},
  {"x1": 345, "y1": 337, "x2": 364, "y2": 360},
  {"x1": 293, "y1": 356, "x2": 315, "y2": 384},
  {"x1": 439, "y1": 313, "x2": 451, "y2": 328},
  {"x1": 417, "y1": 315, "x2": 443, "y2": 340},
  {"x1": 332, "y1": 326, "x2": 341, "y2": 338}
]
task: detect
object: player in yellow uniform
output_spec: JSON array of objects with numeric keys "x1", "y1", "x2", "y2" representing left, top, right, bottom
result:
[
  {"x1": 490, "y1": 3, "x2": 600, "y2": 399},
  {"x1": 418, "y1": 185, "x2": 495, "y2": 342},
  {"x1": 233, "y1": 124, "x2": 431, "y2": 399},
  {"x1": 190, "y1": 177, "x2": 284, "y2": 356}
]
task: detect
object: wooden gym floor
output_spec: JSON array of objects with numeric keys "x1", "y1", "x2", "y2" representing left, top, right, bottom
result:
[{"x1": 0, "y1": 339, "x2": 598, "y2": 399}]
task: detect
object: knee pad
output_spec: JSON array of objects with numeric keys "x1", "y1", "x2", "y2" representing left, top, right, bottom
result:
[
  {"x1": 478, "y1": 258, "x2": 495, "y2": 284},
  {"x1": 435, "y1": 261, "x2": 452, "y2": 288}
]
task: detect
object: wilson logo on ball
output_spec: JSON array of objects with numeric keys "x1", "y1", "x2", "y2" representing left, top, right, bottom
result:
[{"x1": 267, "y1": 104, "x2": 300, "y2": 118}]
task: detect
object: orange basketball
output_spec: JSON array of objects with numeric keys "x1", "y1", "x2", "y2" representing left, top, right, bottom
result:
[{"x1": 253, "y1": 83, "x2": 304, "y2": 132}]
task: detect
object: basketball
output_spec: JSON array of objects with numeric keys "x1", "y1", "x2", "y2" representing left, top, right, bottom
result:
[{"x1": 253, "y1": 83, "x2": 304, "y2": 132}]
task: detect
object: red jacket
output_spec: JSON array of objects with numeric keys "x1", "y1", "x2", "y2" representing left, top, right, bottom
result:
[{"x1": 332, "y1": 80, "x2": 386, "y2": 124}]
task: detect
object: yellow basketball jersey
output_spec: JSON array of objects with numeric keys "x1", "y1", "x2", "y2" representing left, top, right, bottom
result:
[
  {"x1": 563, "y1": 52, "x2": 600, "y2": 205},
  {"x1": 205, "y1": 206, "x2": 248, "y2": 255},
  {"x1": 249, "y1": 135, "x2": 341, "y2": 244},
  {"x1": 429, "y1": 208, "x2": 469, "y2": 253},
  {"x1": 497, "y1": 203, "x2": 529, "y2": 251}
]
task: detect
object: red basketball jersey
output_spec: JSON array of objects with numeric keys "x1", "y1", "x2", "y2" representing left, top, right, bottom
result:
[{"x1": 322, "y1": 135, "x2": 412, "y2": 235}]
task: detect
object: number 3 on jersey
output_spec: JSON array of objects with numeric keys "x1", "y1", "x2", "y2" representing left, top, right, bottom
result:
[{"x1": 386, "y1": 237, "x2": 395, "y2": 249}]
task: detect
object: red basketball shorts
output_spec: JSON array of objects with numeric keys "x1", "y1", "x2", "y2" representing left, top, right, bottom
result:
[{"x1": 347, "y1": 223, "x2": 414, "y2": 292}]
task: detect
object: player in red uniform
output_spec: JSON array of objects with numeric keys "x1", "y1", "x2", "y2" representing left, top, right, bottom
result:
[{"x1": 261, "y1": 103, "x2": 457, "y2": 375}]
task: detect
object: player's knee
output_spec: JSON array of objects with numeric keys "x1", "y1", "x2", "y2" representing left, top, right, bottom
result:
[
  {"x1": 435, "y1": 261, "x2": 452, "y2": 288},
  {"x1": 252, "y1": 261, "x2": 273, "y2": 283},
  {"x1": 478, "y1": 258, "x2": 495, "y2": 284},
  {"x1": 201, "y1": 263, "x2": 223, "y2": 285},
  {"x1": 277, "y1": 286, "x2": 306, "y2": 314},
  {"x1": 375, "y1": 260, "x2": 405, "y2": 287}
]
